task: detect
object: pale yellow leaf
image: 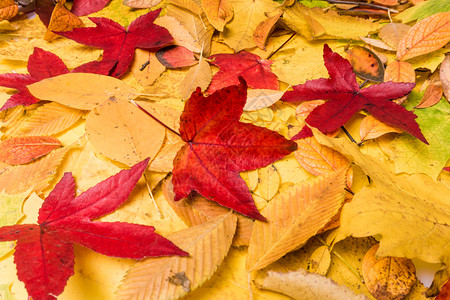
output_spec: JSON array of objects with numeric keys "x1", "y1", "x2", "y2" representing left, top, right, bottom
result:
[
  {"x1": 241, "y1": 169, "x2": 259, "y2": 191},
  {"x1": 253, "y1": 164, "x2": 280, "y2": 201},
  {"x1": 397, "y1": 12, "x2": 450, "y2": 61},
  {"x1": 219, "y1": 0, "x2": 279, "y2": 52},
  {"x1": 201, "y1": 0, "x2": 233, "y2": 31},
  {"x1": 308, "y1": 245, "x2": 331, "y2": 275},
  {"x1": 168, "y1": 0, "x2": 203, "y2": 14},
  {"x1": 359, "y1": 37, "x2": 394, "y2": 51},
  {"x1": 85, "y1": 98, "x2": 165, "y2": 166},
  {"x1": 254, "y1": 268, "x2": 368, "y2": 300},
  {"x1": 0, "y1": 19, "x2": 18, "y2": 30},
  {"x1": 179, "y1": 58, "x2": 212, "y2": 99},
  {"x1": 117, "y1": 213, "x2": 237, "y2": 300},
  {"x1": 294, "y1": 136, "x2": 349, "y2": 177},
  {"x1": 246, "y1": 168, "x2": 347, "y2": 271},
  {"x1": 123, "y1": 0, "x2": 162, "y2": 8},
  {"x1": 27, "y1": 73, "x2": 138, "y2": 110},
  {"x1": 379, "y1": 23, "x2": 411, "y2": 50},
  {"x1": 131, "y1": 50, "x2": 166, "y2": 88},
  {"x1": 0, "y1": 147, "x2": 67, "y2": 194},
  {"x1": 360, "y1": 115, "x2": 403, "y2": 142},
  {"x1": 149, "y1": 131, "x2": 184, "y2": 172},
  {"x1": 244, "y1": 89, "x2": 284, "y2": 111},
  {"x1": 155, "y1": 16, "x2": 202, "y2": 53}
]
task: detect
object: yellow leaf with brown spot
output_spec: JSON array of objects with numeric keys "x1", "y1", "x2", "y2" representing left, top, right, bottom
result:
[
  {"x1": 131, "y1": 50, "x2": 166, "y2": 88},
  {"x1": 246, "y1": 168, "x2": 347, "y2": 271},
  {"x1": 0, "y1": 0, "x2": 18, "y2": 21},
  {"x1": 117, "y1": 213, "x2": 237, "y2": 300},
  {"x1": 44, "y1": 2, "x2": 84, "y2": 41},
  {"x1": 362, "y1": 244, "x2": 417, "y2": 300},
  {"x1": 397, "y1": 12, "x2": 450, "y2": 61},
  {"x1": 253, "y1": 164, "x2": 280, "y2": 201},
  {"x1": 360, "y1": 115, "x2": 403, "y2": 142},
  {"x1": 201, "y1": 0, "x2": 233, "y2": 32}
]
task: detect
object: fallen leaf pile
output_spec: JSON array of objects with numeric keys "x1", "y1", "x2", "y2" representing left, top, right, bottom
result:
[{"x1": 0, "y1": 0, "x2": 449, "y2": 299}]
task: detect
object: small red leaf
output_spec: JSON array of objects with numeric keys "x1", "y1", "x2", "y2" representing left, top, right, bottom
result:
[
  {"x1": 172, "y1": 79, "x2": 297, "y2": 220},
  {"x1": 156, "y1": 45, "x2": 198, "y2": 68},
  {"x1": 282, "y1": 44, "x2": 427, "y2": 144},
  {"x1": 207, "y1": 51, "x2": 279, "y2": 94},
  {"x1": 71, "y1": 0, "x2": 110, "y2": 16},
  {"x1": 0, "y1": 136, "x2": 62, "y2": 165}
]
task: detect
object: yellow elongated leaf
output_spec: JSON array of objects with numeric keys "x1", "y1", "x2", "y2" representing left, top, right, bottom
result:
[
  {"x1": 254, "y1": 268, "x2": 368, "y2": 300},
  {"x1": 294, "y1": 136, "x2": 349, "y2": 177},
  {"x1": 308, "y1": 245, "x2": 331, "y2": 275},
  {"x1": 379, "y1": 23, "x2": 411, "y2": 50},
  {"x1": 3, "y1": 102, "x2": 85, "y2": 137},
  {"x1": 397, "y1": 12, "x2": 450, "y2": 61},
  {"x1": 201, "y1": 0, "x2": 233, "y2": 31},
  {"x1": 0, "y1": 136, "x2": 61, "y2": 165},
  {"x1": 85, "y1": 98, "x2": 165, "y2": 166},
  {"x1": 246, "y1": 168, "x2": 347, "y2": 271},
  {"x1": 179, "y1": 58, "x2": 212, "y2": 99},
  {"x1": 360, "y1": 115, "x2": 403, "y2": 142},
  {"x1": 0, "y1": 147, "x2": 67, "y2": 194},
  {"x1": 219, "y1": 0, "x2": 279, "y2": 52},
  {"x1": 117, "y1": 213, "x2": 237, "y2": 300},
  {"x1": 27, "y1": 73, "x2": 139, "y2": 110}
]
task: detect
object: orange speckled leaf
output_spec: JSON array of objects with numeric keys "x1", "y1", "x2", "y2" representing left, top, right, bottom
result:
[
  {"x1": 397, "y1": 12, "x2": 450, "y2": 61},
  {"x1": 360, "y1": 115, "x2": 403, "y2": 142},
  {"x1": 294, "y1": 136, "x2": 349, "y2": 177},
  {"x1": 44, "y1": 2, "x2": 84, "y2": 41},
  {"x1": 345, "y1": 46, "x2": 385, "y2": 82},
  {"x1": 0, "y1": 0, "x2": 18, "y2": 21},
  {"x1": 0, "y1": 136, "x2": 61, "y2": 165}
]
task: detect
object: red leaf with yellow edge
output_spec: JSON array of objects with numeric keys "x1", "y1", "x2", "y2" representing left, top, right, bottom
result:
[
  {"x1": 282, "y1": 44, "x2": 427, "y2": 144},
  {"x1": 0, "y1": 136, "x2": 62, "y2": 165},
  {"x1": 0, "y1": 159, "x2": 186, "y2": 300},
  {"x1": 172, "y1": 79, "x2": 297, "y2": 220}
]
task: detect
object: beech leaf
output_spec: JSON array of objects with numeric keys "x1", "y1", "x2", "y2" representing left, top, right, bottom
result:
[
  {"x1": 117, "y1": 213, "x2": 237, "y2": 300},
  {"x1": 282, "y1": 44, "x2": 427, "y2": 144},
  {"x1": 0, "y1": 136, "x2": 61, "y2": 165},
  {"x1": 172, "y1": 79, "x2": 297, "y2": 220},
  {"x1": 0, "y1": 159, "x2": 186, "y2": 300}
]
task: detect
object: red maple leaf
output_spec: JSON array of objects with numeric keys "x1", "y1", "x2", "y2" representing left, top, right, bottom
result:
[
  {"x1": 57, "y1": 9, "x2": 173, "y2": 78},
  {"x1": 207, "y1": 51, "x2": 279, "y2": 94},
  {"x1": 0, "y1": 159, "x2": 186, "y2": 300},
  {"x1": 282, "y1": 44, "x2": 427, "y2": 144},
  {"x1": 172, "y1": 79, "x2": 297, "y2": 221},
  {"x1": 0, "y1": 47, "x2": 113, "y2": 111}
]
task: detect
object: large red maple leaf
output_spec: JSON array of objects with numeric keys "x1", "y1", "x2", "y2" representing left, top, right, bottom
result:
[
  {"x1": 57, "y1": 9, "x2": 173, "y2": 78},
  {"x1": 172, "y1": 79, "x2": 297, "y2": 221},
  {"x1": 207, "y1": 51, "x2": 279, "y2": 94},
  {"x1": 0, "y1": 47, "x2": 113, "y2": 111},
  {"x1": 282, "y1": 44, "x2": 427, "y2": 144},
  {"x1": 0, "y1": 159, "x2": 186, "y2": 300}
]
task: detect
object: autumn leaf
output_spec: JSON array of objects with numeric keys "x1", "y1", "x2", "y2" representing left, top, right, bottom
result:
[
  {"x1": 179, "y1": 56, "x2": 212, "y2": 99},
  {"x1": 0, "y1": 136, "x2": 61, "y2": 165},
  {"x1": 44, "y1": 1, "x2": 84, "y2": 41},
  {"x1": 436, "y1": 279, "x2": 450, "y2": 300},
  {"x1": 282, "y1": 44, "x2": 427, "y2": 144},
  {"x1": 0, "y1": 0, "x2": 18, "y2": 21},
  {"x1": 378, "y1": 23, "x2": 411, "y2": 50},
  {"x1": 244, "y1": 89, "x2": 284, "y2": 111},
  {"x1": 0, "y1": 47, "x2": 111, "y2": 111},
  {"x1": 397, "y1": 12, "x2": 450, "y2": 61},
  {"x1": 0, "y1": 159, "x2": 186, "y2": 300},
  {"x1": 201, "y1": 0, "x2": 233, "y2": 32},
  {"x1": 156, "y1": 45, "x2": 197, "y2": 68},
  {"x1": 71, "y1": 0, "x2": 111, "y2": 16},
  {"x1": 117, "y1": 213, "x2": 237, "y2": 300},
  {"x1": 359, "y1": 115, "x2": 402, "y2": 142},
  {"x1": 58, "y1": 9, "x2": 173, "y2": 77},
  {"x1": 345, "y1": 46, "x2": 385, "y2": 82},
  {"x1": 172, "y1": 79, "x2": 297, "y2": 220},
  {"x1": 123, "y1": 0, "x2": 162, "y2": 8},
  {"x1": 207, "y1": 51, "x2": 279, "y2": 94}
]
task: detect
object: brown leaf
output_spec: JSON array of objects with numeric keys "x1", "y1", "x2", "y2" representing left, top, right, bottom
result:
[
  {"x1": 441, "y1": 54, "x2": 450, "y2": 100},
  {"x1": 362, "y1": 244, "x2": 417, "y2": 300},
  {"x1": 246, "y1": 168, "x2": 347, "y2": 271},
  {"x1": 44, "y1": 2, "x2": 84, "y2": 41},
  {"x1": 0, "y1": 136, "x2": 61, "y2": 165},
  {"x1": 201, "y1": 0, "x2": 233, "y2": 32},
  {"x1": 379, "y1": 23, "x2": 411, "y2": 50},
  {"x1": 117, "y1": 213, "x2": 237, "y2": 300},
  {"x1": 0, "y1": 0, "x2": 18, "y2": 21},
  {"x1": 360, "y1": 115, "x2": 403, "y2": 142},
  {"x1": 397, "y1": 12, "x2": 450, "y2": 61},
  {"x1": 416, "y1": 71, "x2": 443, "y2": 108}
]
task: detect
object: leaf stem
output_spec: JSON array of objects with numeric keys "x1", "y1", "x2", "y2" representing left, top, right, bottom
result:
[
  {"x1": 324, "y1": 0, "x2": 398, "y2": 13},
  {"x1": 340, "y1": 126, "x2": 357, "y2": 144},
  {"x1": 129, "y1": 99, "x2": 181, "y2": 137},
  {"x1": 143, "y1": 173, "x2": 164, "y2": 219},
  {"x1": 268, "y1": 32, "x2": 297, "y2": 60}
]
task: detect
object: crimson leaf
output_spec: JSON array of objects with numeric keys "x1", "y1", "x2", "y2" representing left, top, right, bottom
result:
[
  {"x1": 172, "y1": 79, "x2": 297, "y2": 221},
  {"x1": 282, "y1": 44, "x2": 427, "y2": 144},
  {"x1": 0, "y1": 159, "x2": 186, "y2": 300}
]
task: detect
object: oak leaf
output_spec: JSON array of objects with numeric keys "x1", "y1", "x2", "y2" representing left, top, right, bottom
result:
[
  {"x1": 0, "y1": 159, "x2": 186, "y2": 300},
  {"x1": 118, "y1": 213, "x2": 236, "y2": 300},
  {"x1": 282, "y1": 44, "x2": 426, "y2": 144},
  {"x1": 207, "y1": 51, "x2": 279, "y2": 94},
  {"x1": 397, "y1": 12, "x2": 450, "y2": 61},
  {"x1": 0, "y1": 136, "x2": 61, "y2": 165},
  {"x1": 57, "y1": 9, "x2": 173, "y2": 77},
  {"x1": 172, "y1": 79, "x2": 297, "y2": 220}
]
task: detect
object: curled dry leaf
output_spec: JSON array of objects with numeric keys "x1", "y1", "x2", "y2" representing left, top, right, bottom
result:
[
  {"x1": 117, "y1": 213, "x2": 237, "y2": 300},
  {"x1": 254, "y1": 268, "x2": 368, "y2": 300},
  {"x1": 0, "y1": 0, "x2": 18, "y2": 21},
  {"x1": 362, "y1": 244, "x2": 417, "y2": 300},
  {"x1": 397, "y1": 12, "x2": 450, "y2": 61},
  {"x1": 201, "y1": 0, "x2": 233, "y2": 32},
  {"x1": 27, "y1": 73, "x2": 139, "y2": 110},
  {"x1": 246, "y1": 168, "x2": 347, "y2": 271},
  {"x1": 379, "y1": 23, "x2": 411, "y2": 50},
  {"x1": 360, "y1": 115, "x2": 403, "y2": 142},
  {"x1": 85, "y1": 98, "x2": 165, "y2": 167},
  {"x1": 44, "y1": 2, "x2": 83, "y2": 41},
  {"x1": 0, "y1": 136, "x2": 61, "y2": 165},
  {"x1": 440, "y1": 55, "x2": 450, "y2": 100}
]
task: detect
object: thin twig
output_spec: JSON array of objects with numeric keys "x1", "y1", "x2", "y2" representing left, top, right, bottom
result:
[
  {"x1": 341, "y1": 126, "x2": 357, "y2": 144},
  {"x1": 268, "y1": 32, "x2": 297, "y2": 59},
  {"x1": 139, "y1": 61, "x2": 150, "y2": 71},
  {"x1": 324, "y1": 0, "x2": 398, "y2": 13},
  {"x1": 144, "y1": 173, "x2": 164, "y2": 218}
]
